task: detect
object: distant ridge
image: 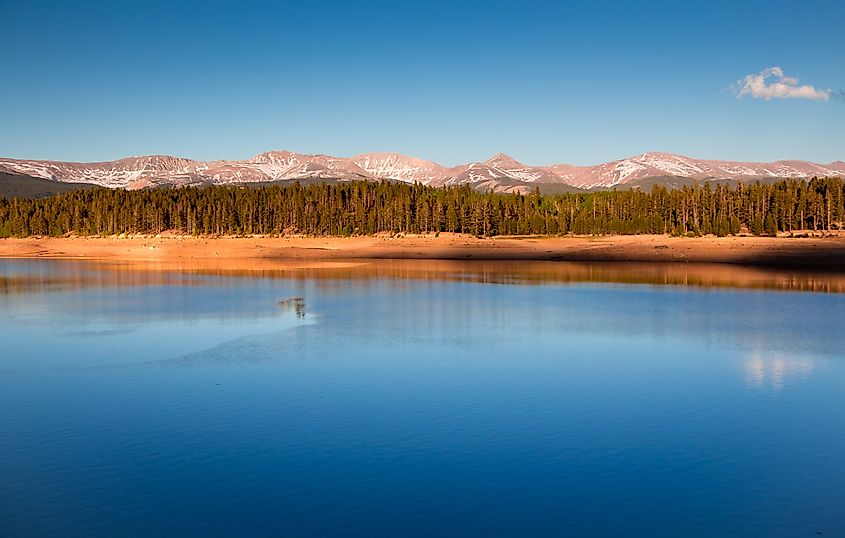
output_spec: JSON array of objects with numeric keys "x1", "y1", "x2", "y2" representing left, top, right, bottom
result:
[
  {"x1": 0, "y1": 171, "x2": 96, "y2": 199},
  {"x1": 1, "y1": 150, "x2": 843, "y2": 193}
]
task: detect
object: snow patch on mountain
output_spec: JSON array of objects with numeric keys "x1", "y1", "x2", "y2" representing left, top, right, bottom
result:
[
  {"x1": 0, "y1": 150, "x2": 842, "y2": 191},
  {"x1": 352, "y1": 153, "x2": 447, "y2": 184}
]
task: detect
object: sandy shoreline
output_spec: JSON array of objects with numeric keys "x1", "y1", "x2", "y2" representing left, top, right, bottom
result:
[{"x1": 1, "y1": 233, "x2": 844, "y2": 269}]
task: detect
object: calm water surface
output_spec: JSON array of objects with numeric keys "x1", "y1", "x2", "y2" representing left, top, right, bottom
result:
[{"x1": 1, "y1": 259, "x2": 844, "y2": 537}]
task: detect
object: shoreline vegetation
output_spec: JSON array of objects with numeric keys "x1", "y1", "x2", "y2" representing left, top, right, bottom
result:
[
  {"x1": 1, "y1": 179, "x2": 843, "y2": 239},
  {"x1": 0, "y1": 179, "x2": 843, "y2": 268},
  {"x1": 1, "y1": 233, "x2": 844, "y2": 269}
]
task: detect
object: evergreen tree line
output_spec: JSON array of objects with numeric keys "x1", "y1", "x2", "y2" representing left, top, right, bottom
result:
[{"x1": 0, "y1": 178, "x2": 842, "y2": 238}]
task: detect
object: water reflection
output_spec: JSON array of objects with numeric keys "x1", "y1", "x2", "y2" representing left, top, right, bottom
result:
[
  {"x1": 2, "y1": 258, "x2": 845, "y2": 294},
  {"x1": 1, "y1": 259, "x2": 844, "y2": 536},
  {"x1": 0, "y1": 260, "x2": 314, "y2": 370},
  {"x1": 278, "y1": 297, "x2": 307, "y2": 319},
  {"x1": 744, "y1": 352, "x2": 816, "y2": 390}
]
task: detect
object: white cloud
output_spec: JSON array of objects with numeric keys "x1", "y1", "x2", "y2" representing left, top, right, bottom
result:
[{"x1": 734, "y1": 67, "x2": 830, "y2": 101}]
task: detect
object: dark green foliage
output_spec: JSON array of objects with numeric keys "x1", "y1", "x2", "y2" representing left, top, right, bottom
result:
[
  {"x1": 0, "y1": 178, "x2": 842, "y2": 238},
  {"x1": 0, "y1": 172, "x2": 97, "y2": 199}
]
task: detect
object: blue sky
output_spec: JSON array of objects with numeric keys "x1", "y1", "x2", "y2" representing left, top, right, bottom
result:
[{"x1": 1, "y1": 0, "x2": 843, "y2": 165}]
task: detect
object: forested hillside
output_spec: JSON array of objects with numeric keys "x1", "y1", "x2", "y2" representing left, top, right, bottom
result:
[
  {"x1": 0, "y1": 178, "x2": 842, "y2": 238},
  {"x1": 0, "y1": 172, "x2": 96, "y2": 199}
]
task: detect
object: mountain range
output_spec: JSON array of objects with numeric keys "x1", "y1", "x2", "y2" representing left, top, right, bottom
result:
[{"x1": 1, "y1": 150, "x2": 843, "y2": 193}]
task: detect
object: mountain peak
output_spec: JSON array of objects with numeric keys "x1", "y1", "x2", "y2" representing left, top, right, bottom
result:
[
  {"x1": 484, "y1": 153, "x2": 525, "y2": 169},
  {"x1": 248, "y1": 150, "x2": 302, "y2": 165},
  {"x1": 630, "y1": 151, "x2": 686, "y2": 161}
]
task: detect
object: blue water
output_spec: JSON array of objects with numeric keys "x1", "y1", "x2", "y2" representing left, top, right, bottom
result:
[{"x1": 1, "y1": 259, "x2": 844, "y2": 537}]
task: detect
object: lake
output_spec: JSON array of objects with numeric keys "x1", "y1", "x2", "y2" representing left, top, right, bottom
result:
[{"x1": 1, "y1": 258, "x2": 844, "y2": 537}]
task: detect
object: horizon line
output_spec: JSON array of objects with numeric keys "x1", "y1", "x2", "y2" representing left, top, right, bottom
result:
[{"x1": 2, "y1": 149, "x2": 843, "y2": 168}]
